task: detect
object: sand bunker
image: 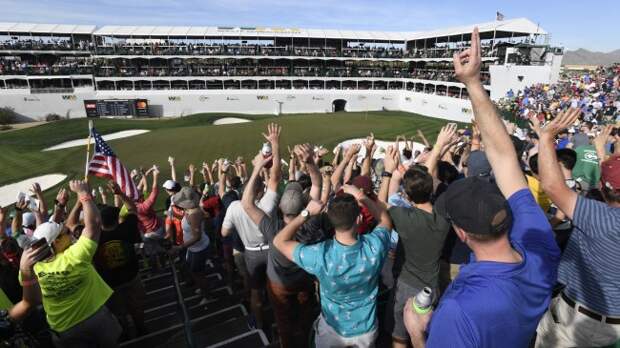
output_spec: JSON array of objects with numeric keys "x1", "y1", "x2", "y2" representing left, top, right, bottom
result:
[
  {"x1": 213, "y1": 117, "x2": 252, "y2": 126},
  {"x1": 0, "y1": 174, "x2": 67, "y2": 207},
  {"x1": 43, "y1": 130, "x2": 150, "y2": 151},
  {"x1": 336, "y1": 139, "x2": 426, "y2": 162}
]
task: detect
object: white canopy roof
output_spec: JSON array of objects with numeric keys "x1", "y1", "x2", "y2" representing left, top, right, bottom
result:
[
  {"x1": 0, "y1": 22, "x2": 95, "y2": 35},
  {"x1": 0, "y1": 18, "x2": 545, "y2": 40},
  {"x1": 94, "y1": 18, "x2": 545, "y2": 41}
]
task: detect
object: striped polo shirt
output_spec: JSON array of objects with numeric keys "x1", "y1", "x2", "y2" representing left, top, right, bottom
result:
[{"x1": 558, "y1": 196, "x2": 620, "y2": 317}]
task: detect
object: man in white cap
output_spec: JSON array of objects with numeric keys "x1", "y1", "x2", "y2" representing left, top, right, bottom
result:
[{"x1": 29, "y1": 180, "x2": 121, "y2": 347}]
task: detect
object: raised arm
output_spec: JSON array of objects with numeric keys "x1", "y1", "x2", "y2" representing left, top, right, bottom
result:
[
  {"x1": 295, "y1": 144, "x2": 322, "y2": 201},
  {"x1": 65, "y1": 199, "x2": 82, "y2": 232},
  {"x1": 10, "y1": 246, "x2": 47, "y2": 321},
  {"x1": 168, "y1": 156, "x2": 177, "y2": 182},
  {"x1": 12, "y1": 198, "x2": 26, "y2": 234},
  {"x1": 30, "y1": 183, "x2": 47, "y2": 223},
  {"x1": 69, "y1": 180, "x2": 101, "y2": 243},
  {"x1": 426, "y1": 123, "x2": 458, "y2": 181},
  {"x1": 0, "y1": 206, "x2": 6, "y2": 239},
  {"x1": 417, "y1": 129, "x2": 431, "y2": 148},
  {"x1": 241, "y1": 153, "x2": 273, "y2": 226},
  {"x1": 331, "y1": 144, "x2": 360, "y2": 191},
  {"x1": 217, "y1": 159, "x2": 228, "y2": 199},
  {"x1": 263, "y1": 123, "x2": 282, "y2": 192},
  {"x1": 108, "y1": 180, "x2": 137, "y2": 216},
  {"x1": 378, "y1": 145, "x2": 399, "y2": 204},
  {"x1": 454, "y1": 27, "x2": 526, "y2": 198},
  {"x1": 537, "y1": 108, "x2": 581, "y2": 219},
  {"x1": 593, "y1": 125, "x2": 613, "y2": 164},
  {"x1": 51, "y1": 188, "x2": 69, "y2": 224},
  {"x1": 287, "y1": 146, "x2": 297, "y2": 181},
  {"x1": 273, "y1": 200, "x2": 323, "y2": 261},
  {"x1": 188, "y1": 163, "x2": 196, "y2": 189},
  {"x1": 361, "y1": 133, "x2": 375, "y2": 177}
]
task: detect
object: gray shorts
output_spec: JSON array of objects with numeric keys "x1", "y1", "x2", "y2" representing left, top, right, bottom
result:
[
  {"x1": 386, "y1": 280, "x2": 436, "y2": 341},
  {"x1": 243, "y1": 249, "x2": 268, "y2": 289},
  {"x1": 314, "y1": 315, "x2": 377, "y2": 348}
]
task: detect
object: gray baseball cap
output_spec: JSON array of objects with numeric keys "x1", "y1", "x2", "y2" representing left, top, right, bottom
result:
[{"x1": 279, "y1": 182, "x2": 307, "y2": 216}]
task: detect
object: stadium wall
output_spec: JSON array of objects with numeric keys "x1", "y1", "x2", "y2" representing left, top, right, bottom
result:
[{"x1": 0, "y1": 89, "x2": 472, "y2": 122}]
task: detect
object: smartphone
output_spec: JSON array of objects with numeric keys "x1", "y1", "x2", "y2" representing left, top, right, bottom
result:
[{"x1": 29, "y1": 238, "x2": 53, "y2": 262}]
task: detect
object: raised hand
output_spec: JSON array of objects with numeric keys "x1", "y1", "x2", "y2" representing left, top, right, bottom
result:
[
  {"x1": 342, "y1": 184, "x2": 364, "y2": 200},
  {"x1": 294, "y1": 144, "x2": 315, "y2": 164},
  {"x1": 540, "y1": 108, "x2": 581, "y2": 139},
  {"x1": 528, "y1": 113, "x2": 542, "y2": 137},
  {"x1": 594, "y1": 124, "x2": 614, "y2": 149},
  {"x1": 69, "y1": 180, "x2": 90, "y2": 195},
  {"x1": 262, "y1": 123, "x2": 281, "y2": 145},
  {"x1": 344, "y1": 143, "x2": 362, "y2": 160},
  {"x1": 364, "y1": 133, "x2": 375, "y2": 152},
  {"x1": 188, "y1": 163, "x2": 196, "y2": 173},
  {"x1": 453, "y1": 27, "x2": 482, "y2": 85},
  {"x1": 305, "y1": 200, "x2": 324, "y2": 216},
  {"x1": 56, "y1": 188, "x2": 69, "y2": 206},
  {"x1": 251, "y1": 152, "x2": 273, "y2": 170},
  {"x1": 168, "y1": 156, "x2": 175, "y2": 166},
  {"x1": 436, "y1": 123, "x2": 459, "y2": 148},
  {"x1": 107, "y1": 181, "x2": 123, "y2": 195},
  {"x1": 151, "y1": 165, "x2": 160, "y2": 176},
  {"x1": 383, "y1": 145, "x2": 399, "y2": 173},
  {"x1": 30, "y1": 183, "x2": 42, "y2": 196}
]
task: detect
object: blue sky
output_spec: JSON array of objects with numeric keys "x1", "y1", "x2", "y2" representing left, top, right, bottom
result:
[{"x1": 0, "y1": 0, "x2": 617, "y2": 52}]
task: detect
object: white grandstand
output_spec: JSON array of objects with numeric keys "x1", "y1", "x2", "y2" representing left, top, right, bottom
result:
[{"x1": 0, "y1": 18, "x2": 563, "y2": 121}]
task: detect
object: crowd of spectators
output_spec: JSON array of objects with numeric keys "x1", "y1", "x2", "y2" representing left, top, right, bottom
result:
[
  {"x1": 498, "y1": 64, "x2": 620, "y2": 125},
  {"x1": 1, "y1": 28, "x2": 619, "y2": 347}
]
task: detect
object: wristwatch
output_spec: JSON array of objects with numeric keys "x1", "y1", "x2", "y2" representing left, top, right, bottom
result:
[
  {"x1": 300, "y1": 209, "x2": 310, "y2": 220},
  {"x1": 381, "y1": 171, "x2": 393, "y2": 178}
]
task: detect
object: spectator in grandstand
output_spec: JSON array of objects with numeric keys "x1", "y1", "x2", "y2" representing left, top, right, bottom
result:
[
  {"x1": 534, "y1": 108, "x2": 620, "y2": 347},
  {"x1": 274, "y1": 180, "x2": 392, "y2": 347},
  {"x1": 136, "y1": 167, "x2": 165, "y2": 272},
  {"x1": 403, "y1": 28, "x2": 560, "y2": 347},
  {"x1": 0, "y1": 242, "x2": 46, "y2": 322},
  {"x1": 0, "y1": 206, "x2": 23, "y2": 306},
  {"x1": 95, "y1": 181, "x2": 147, "y2": 338},
  {"x1": 242, "y1": 141, "x2": 322, "y2": 348},
  {"x1": 380, "y1": 125, "x2": 453, "y2": 348},
  {"x1": 221, "y1": 124, "x2": 280, "y2": 330},
  {"x1": 30, "y1": 180, "x2": 121, "y2": 347},
  {"x1": 168, "y1": 186, "x2": 212, "y2": 306}
]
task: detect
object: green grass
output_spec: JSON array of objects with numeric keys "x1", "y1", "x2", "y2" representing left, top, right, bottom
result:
[{"x1": 0, "y1": 111, "x2": 457, "y2": 209}]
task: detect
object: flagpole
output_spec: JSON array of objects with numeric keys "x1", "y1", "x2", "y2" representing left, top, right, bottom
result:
[{"x1": 84, "y1": 120, "x2": 94, "y2": 181}]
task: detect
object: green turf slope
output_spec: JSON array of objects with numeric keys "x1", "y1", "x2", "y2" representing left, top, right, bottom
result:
[{"x1": 0, "y1": 111, "x2": 457, "y2": 208}]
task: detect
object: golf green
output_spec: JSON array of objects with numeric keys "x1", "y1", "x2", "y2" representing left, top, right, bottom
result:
[{"x1": 0, "y1": 111, "x2": 458, "y2": 208}]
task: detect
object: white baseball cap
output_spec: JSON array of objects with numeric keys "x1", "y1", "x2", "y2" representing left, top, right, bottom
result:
[
  {"x1": 162, "y1": 180, "x2": 178, "y2": 190},
  {"x1": 33, "y1": 222, "x2": 63, "y2": 244},
  {"x1": 22, "y1": 212, "x2": 36, "y2": 227}
]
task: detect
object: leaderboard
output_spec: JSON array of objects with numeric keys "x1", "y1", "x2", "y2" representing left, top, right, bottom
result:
[{"x1": 84, "y1": 99, "x2": 149, "y2": 117}]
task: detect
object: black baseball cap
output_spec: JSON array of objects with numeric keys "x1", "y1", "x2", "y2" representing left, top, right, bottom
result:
[{"x1": 435, "y1": 177, "x2": 512, "y2": 235}]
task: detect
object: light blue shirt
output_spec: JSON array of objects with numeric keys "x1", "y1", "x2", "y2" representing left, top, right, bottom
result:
[{"x1": 293, "y1": 226, "x2": 390, "y2": 337}]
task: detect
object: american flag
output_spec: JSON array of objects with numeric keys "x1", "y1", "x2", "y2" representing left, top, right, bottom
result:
[{"x1": 87, "y1": 128, "x2": 139, "y2": 200}]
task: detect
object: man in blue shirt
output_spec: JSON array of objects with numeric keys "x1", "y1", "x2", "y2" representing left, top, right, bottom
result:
[
  {"x1": 403, "y1": 27, "x2": 561, "y2": 348},
  {"x1": 534, "y1": 106, "x2": 620, "y2": 345},
  {"x1": 274, "y1": 184, "x2": 392, "y2": 347}
]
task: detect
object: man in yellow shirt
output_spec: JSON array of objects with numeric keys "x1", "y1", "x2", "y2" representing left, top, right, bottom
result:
[{"x1": 31, "y1": 180, "x2": 120, "y2": 347}]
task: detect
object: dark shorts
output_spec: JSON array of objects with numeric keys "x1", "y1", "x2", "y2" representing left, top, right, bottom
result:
[
  {"x1": 243, "y1": 249, "x2": 268, "y2": 289},
  {"x1": 187, "y1": 248, "x2": 209, "y2": 273}
]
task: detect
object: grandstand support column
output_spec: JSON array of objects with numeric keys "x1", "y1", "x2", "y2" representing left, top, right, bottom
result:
[
  {"x1": 132, "y1": 81, "x2": 135, "y2": 90},
  {"x1": 340, "y1": 80, "x2": 342, "y2": 89},
  {"x1": 113, "y1": 81, "x2": 117, "y2": 90},
  {"x1": 186, "y1": 81, "x2": 189, "y2": 90},
  {"x1": 371, "y1": 80, "x2": 374, "y2": 89},
  {"x1": 492, "y1": 29, "x2": 497, "y2": 56},
  {"x1": 356, "y1": 80, "x2": 359, "y2": 89},
  {"x1": 324, "y1": 80, "x2": 326, "y2": 89}
]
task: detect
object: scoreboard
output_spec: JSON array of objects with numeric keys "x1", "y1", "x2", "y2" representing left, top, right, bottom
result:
[{"x1": 84, "y1": 99, "x2": 149, "y2": 117}]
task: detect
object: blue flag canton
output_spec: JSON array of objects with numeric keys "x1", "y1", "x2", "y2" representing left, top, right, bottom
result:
[{"x1": 92, "y1": 129, "x2": 116, "y2": 156}]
